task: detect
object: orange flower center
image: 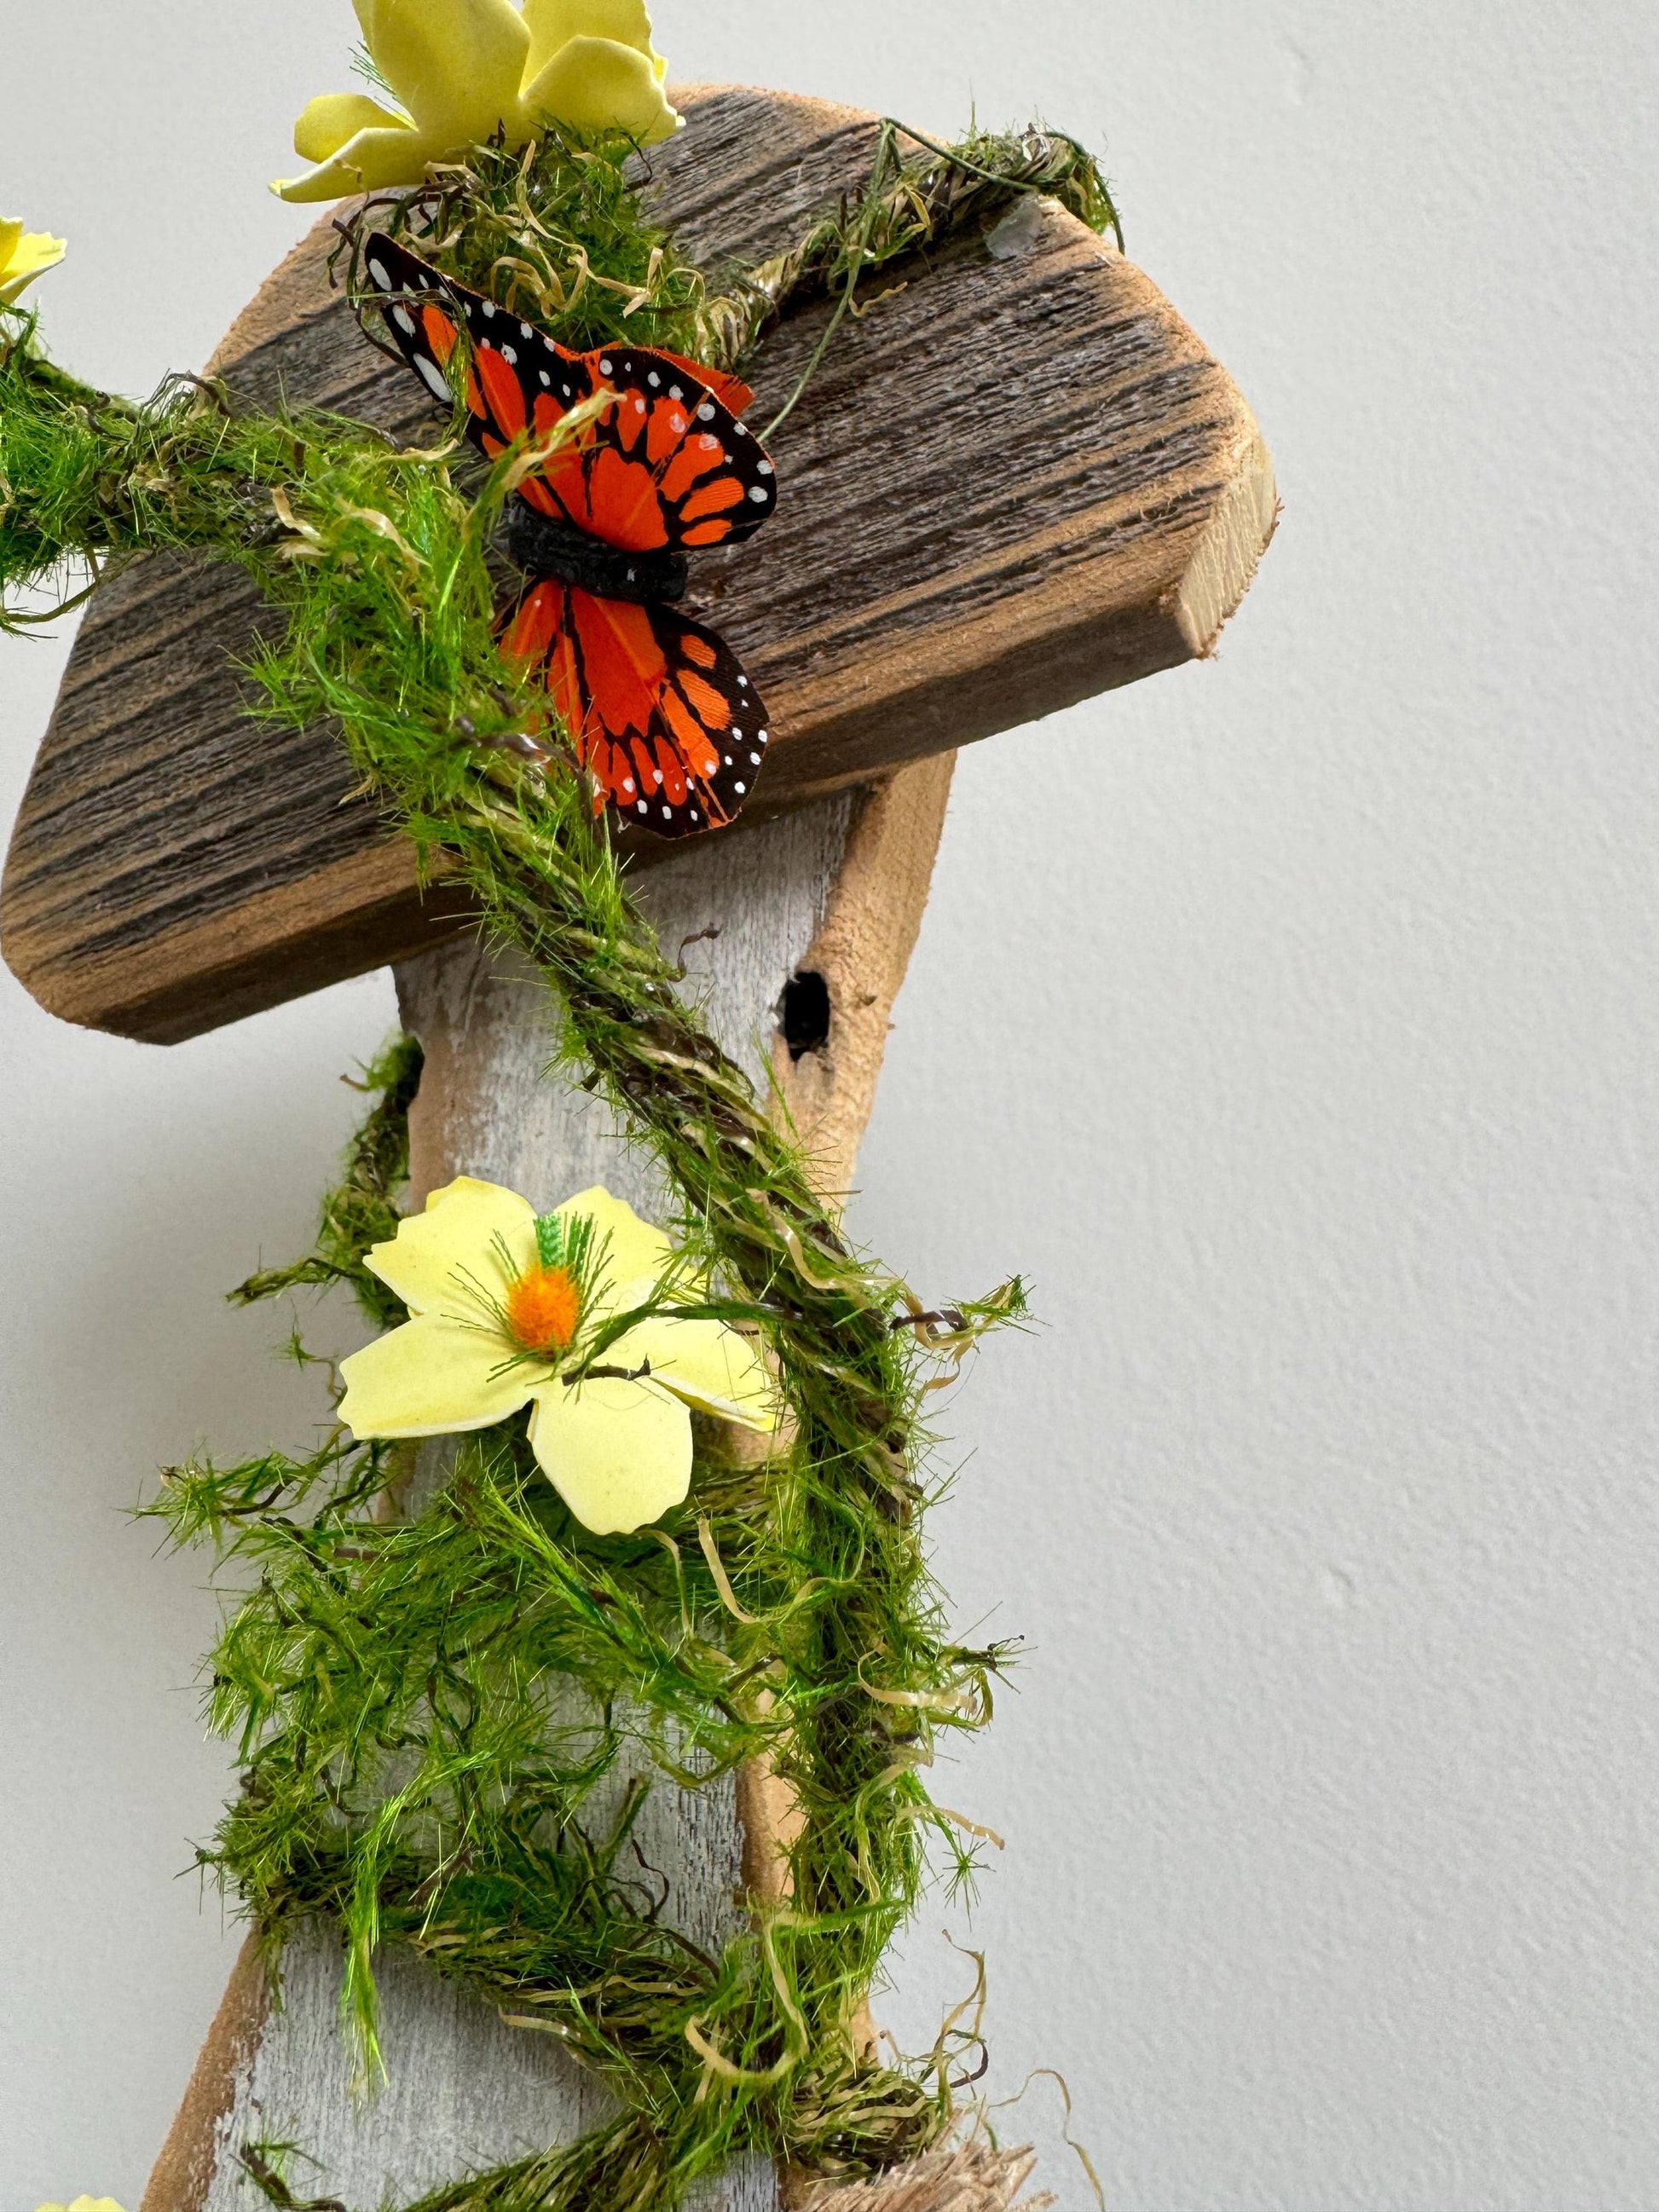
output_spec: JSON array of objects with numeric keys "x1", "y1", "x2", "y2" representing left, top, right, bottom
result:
[{"x1": 504, "y1": 1263, "x2": 582, "y2": 1356}]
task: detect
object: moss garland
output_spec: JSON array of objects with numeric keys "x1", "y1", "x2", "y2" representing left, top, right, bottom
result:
[{"x1": 0, "y1": 119, "x2": 1105, "y2": 2212}]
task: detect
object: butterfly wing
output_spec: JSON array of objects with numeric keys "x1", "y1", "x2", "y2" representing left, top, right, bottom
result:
[
  {"x1": 558, "y1": 341, "x2": 776, "y2": 552},
  {"x1": 360, "y1": 233, "x2": 777, "y2": 554},
  {"x1": 501, "y1": 580, "x2": 770, "y2": 838},
  {"x1": 360, "y1": 230, "x2": 591, "y2": 446},
  {"x1": 647, "y1": 351, "x2": 755, "y2": 418}
]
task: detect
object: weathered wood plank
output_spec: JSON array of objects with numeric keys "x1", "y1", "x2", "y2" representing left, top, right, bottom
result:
[
  {"x1": 142, "y1": 759, "x2": 957, "y2": 2212},
  {"x1": 3, "y1": 85, "x2": 1274, "y2": 1044}
]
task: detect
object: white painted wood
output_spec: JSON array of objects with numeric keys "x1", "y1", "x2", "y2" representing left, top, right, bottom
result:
[
  {"x1": 195, "y1": 796, "x2": 859, "y2": 2212},
  {"x1": 159, "y1": 764, "x2": 959, "y2": 2212},
  {"x1": 203, "y1": 1924, "x2": 612, "y2": 2209}
]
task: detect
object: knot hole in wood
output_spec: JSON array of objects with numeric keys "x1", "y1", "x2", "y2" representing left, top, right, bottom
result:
[{"x1": 779, "y1": 969, "x2": 834, "y2": 1060}]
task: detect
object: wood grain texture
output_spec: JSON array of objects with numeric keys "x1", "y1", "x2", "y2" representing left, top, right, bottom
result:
[
  {"x1": 2, "y1": 84, "x2": 1274, "y2": 1044},
  {"x1": 144, "y1": 767, "x2": 954, "y2": 2212},
  {"x1": 771, "y1": 752, "x2": 959, "y2": 1210},
  {"x1": 139, "y1": 1938, "x2": 269, "y2": 2212}
]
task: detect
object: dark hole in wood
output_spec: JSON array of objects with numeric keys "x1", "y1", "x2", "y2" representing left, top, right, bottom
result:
[{"x1": 780, "y1": 969, "x2": 832, "y2": 1060}]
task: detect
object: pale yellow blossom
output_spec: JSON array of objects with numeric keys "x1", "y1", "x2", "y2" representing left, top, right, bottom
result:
[
  {"x1": 1, "y1": 217, "x2": 66, "y2": 304},
  {"x1": 275, "y1": 0, "x2": 680, "y2": 204},
  {"x1": 35, "y1": 2198, "x2": 127, "y2": 2212},
  {"x1": 338, "y1": 1178, "x2": 775, "y2": 1534}
]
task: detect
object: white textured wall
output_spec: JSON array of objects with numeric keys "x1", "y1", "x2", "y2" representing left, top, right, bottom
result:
[{"x1": 5, "y1": 2, "x2": 1659, "y2": 2205}]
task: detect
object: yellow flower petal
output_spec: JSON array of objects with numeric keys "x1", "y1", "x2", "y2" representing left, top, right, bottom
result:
[
  {"x1": 369, "y1": 0, "x2": 532, "y2": 150},
  {"x1": 9, "y1": 234, "x2": 66, "y2": 278},
  {"x1": 273, "y1": 123, "x2": 436, "y2": 202},
  {"x1": 616, "y1": 1314, "x2": 777, "y2": 1430},
  {"x1": 294, "y1": 90, "x2": 412, "y2": 162},
  {"x1": 0, "y1": 228, "x2": 66, "y2": 304},
  {"x1": 363, "y1": 1175, "x2": 538, "y2": 1318},
  {"x1": 520, "y1": 34, "x2": 681, "y2": 142},
  {"x1": 35, "y1": 2200, "x2": 127, "y2": 2211},
  {"x1": 0, "y1": 217, "x2": 22, "y2": 265},
  {"x1": 521, "y1": 0, "x2": 656, "y2": 78},
  {"x1": 527, "y1": 1373, "x2": 691, "y2": 1533},
  {"x1": 552, "y1": 1186, "x2": 675, "y2": 1313},
  {"x1": 340, "y1": 1312, "x2": 534, "y2": 1437}
]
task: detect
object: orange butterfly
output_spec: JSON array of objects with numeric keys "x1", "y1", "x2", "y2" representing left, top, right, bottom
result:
[{"x1": 361, "y1": 231, "x2": 775, "y2": 837}]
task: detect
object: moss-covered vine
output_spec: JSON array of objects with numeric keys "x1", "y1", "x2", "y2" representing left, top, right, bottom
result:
[{"x1": 0, "y1": 118, "x2": 1109, "y2": 2212}]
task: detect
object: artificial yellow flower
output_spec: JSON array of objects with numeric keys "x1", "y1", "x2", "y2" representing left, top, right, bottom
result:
[
  {"x1": 0, "y1": 217, "x2": 66, "y2": 304},
  {"x1": 338, "y1": 1178, "x2": 775, "y2": 1534},
  {"x1": 35, "y1": 2198, "x2": 126, "y2": 2212},
  {"x1": 275, "y1": 0, "x2": 681, "y2": 204}
]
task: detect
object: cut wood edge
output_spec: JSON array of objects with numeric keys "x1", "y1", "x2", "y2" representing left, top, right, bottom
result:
[
  {"x1": 771, "y1": 753, "x2": 958, "y2": 1205},
  {"x1": 1171, "y1": 421, "x2": 1280, "y2": 659},
  {"x1": 140, "y1": 1936, "x2": 269, "y2": 2212},
  {"x1": 738, "y1": 751, "x2": 957, "y2": 1915}
]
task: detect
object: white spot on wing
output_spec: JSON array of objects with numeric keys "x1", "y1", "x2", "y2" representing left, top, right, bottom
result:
[
  {"x1": 392, "y1": 305, "x2": 415, "y2": 335},
  {"x1": 416, "y1": 355, "x2": 450, "y2": 400}
]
